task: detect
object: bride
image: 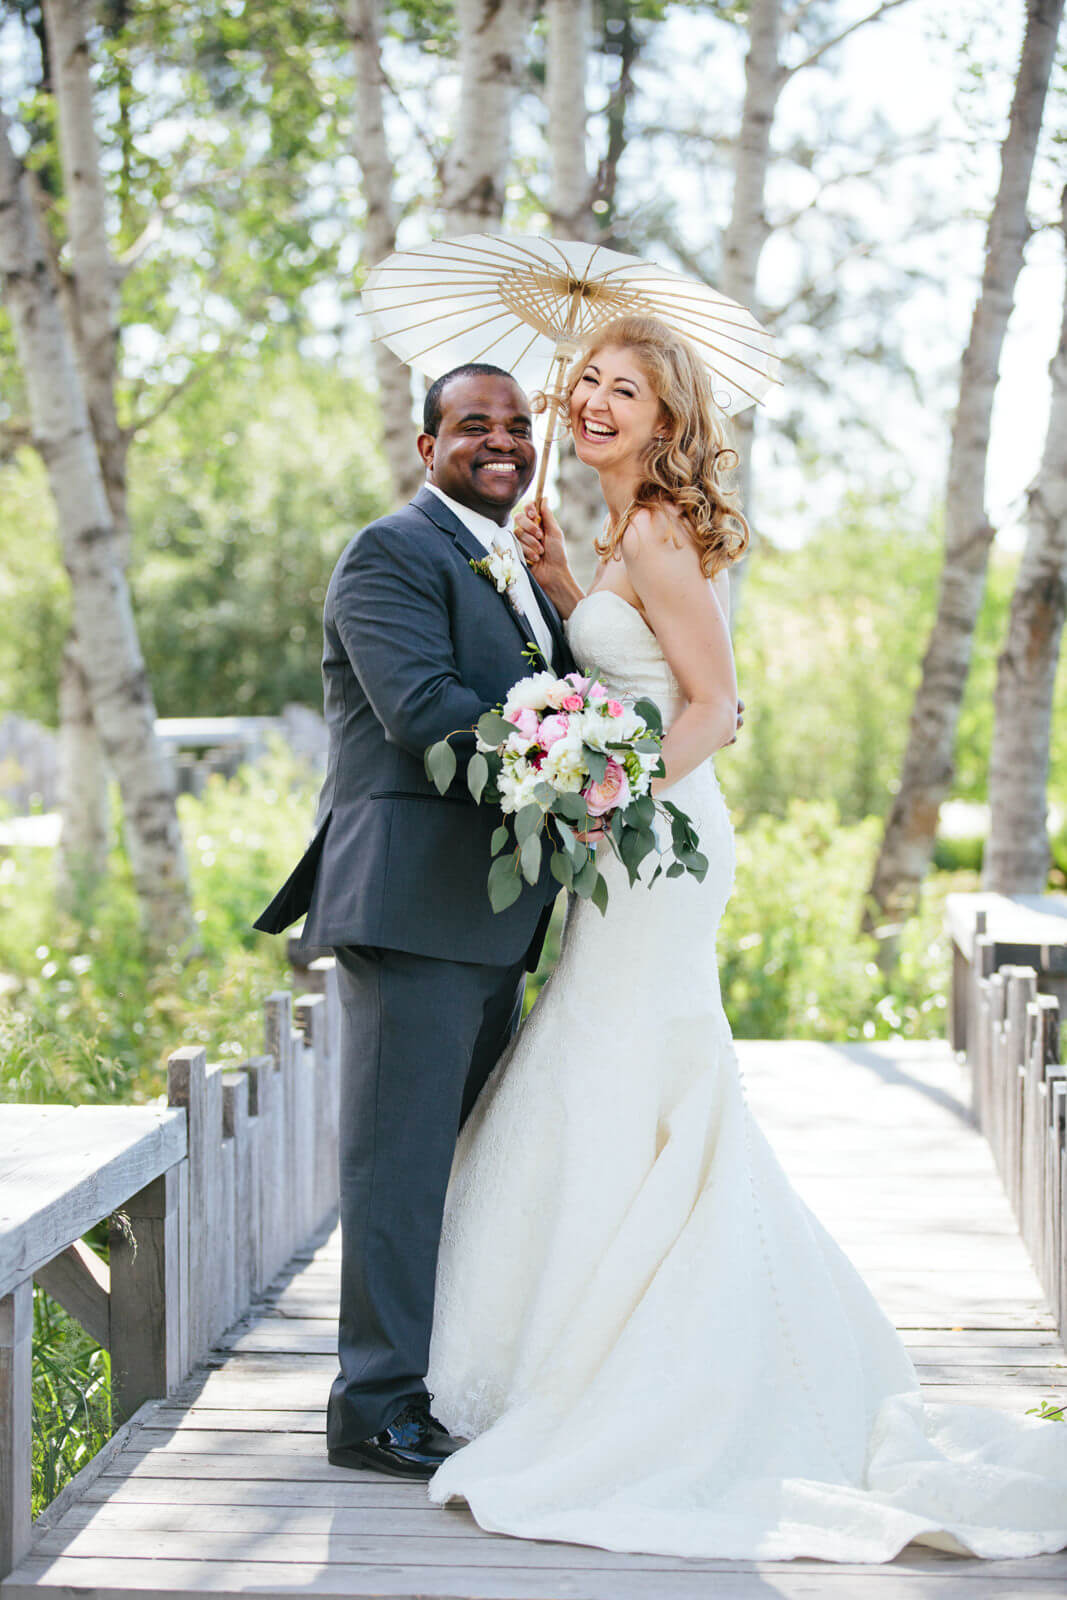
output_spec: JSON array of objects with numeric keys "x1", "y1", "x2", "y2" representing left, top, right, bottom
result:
[{"x1": 424, "y1": 314, "x2": 1067, "y2": 1562}]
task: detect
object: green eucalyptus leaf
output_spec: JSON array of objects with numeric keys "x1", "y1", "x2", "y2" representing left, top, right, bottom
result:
[
  {"x1": 487, "y1": 853, "x2": 522, "y2": 912},
  {"x1": 477, "y1": 711, "x2": 516, "y2": 747},
  {"x1": 573, "y1": 855, "x2": 598, "y2": 897},
  {"x1": 490, "y1": 824, "x2": 510, "y2": 856},
  {"x1": 633, "y1": 697, "x2": 662, "y2": 733},
  {"x1": 633, "y1": 738, "x2": 661, "y2": 755},
  {"x1": 583, "y1": 746, "x2": 607, "y2": 782},
  {"x1": 466, "y1": 752, "x2": 489, "y2": 803},
  {"x1": 520, "y1": 830, "x2": 543, "y2": 885},
  {"x1": 515, "y1": 803, "x2": 543, "y2": 845},
  {"x1": 624, "y1": 795, "x2": 656, "y2": 829},
  {"x1": 424, "y1": 739, "x2": 456, "y2": 795},
  {"x1": 591, "y1": 871, "x2": 609, "y2": 915},
  {"x1": 549, "y1": 850, "x2": 573, "y2": 888},
  {"x1": 553, "y1": 791, "x2": 589, "y2": 822},
  {"x1": 665, "y1": 860, "x2": 686, "y2": 879},
  {"x1": 533, "y1": 782, "x2": 555, "y2": 804}
]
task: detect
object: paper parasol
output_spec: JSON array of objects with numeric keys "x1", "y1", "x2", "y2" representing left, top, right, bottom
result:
[{"x1": 362, "y1": 232, "x2": 781, "y2": 501}]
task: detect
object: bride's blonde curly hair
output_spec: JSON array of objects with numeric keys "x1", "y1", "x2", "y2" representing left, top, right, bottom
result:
[{"x1": 544, "y1": 314, "x2": 749, "y2": 577}]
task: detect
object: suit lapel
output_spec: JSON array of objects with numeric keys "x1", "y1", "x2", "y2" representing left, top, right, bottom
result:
[{"x1": 413, "y1": 486, "x2": 552, "y2": 664}]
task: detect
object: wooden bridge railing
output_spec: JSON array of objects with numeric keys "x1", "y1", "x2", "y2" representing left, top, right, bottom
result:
[
  {"x1": 951, "y1": 896, "x2": 1067, "y2": 1338},
  {"x1": 0, "y1": 956, "x2": 340, "y2": 1578}
]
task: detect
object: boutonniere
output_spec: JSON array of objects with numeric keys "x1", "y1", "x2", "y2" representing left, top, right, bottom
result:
[{"x1": 470, "y1": 542, "x2": 523, "y2": 613}]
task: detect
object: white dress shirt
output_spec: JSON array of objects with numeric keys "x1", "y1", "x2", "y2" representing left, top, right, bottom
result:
[{"x1": 425, "y1": 483, "x2": 556, "y2": 667}]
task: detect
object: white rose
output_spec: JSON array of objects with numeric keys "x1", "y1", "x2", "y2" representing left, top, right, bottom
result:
[
  {"x1": 542, "y1": 733, "x2": 588, "y2": 794},
  {"x1": 503, "y1": 671, "x2": 558, "y2": 717}
]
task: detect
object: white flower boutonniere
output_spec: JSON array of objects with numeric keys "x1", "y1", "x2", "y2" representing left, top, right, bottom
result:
[{"x1": 470, "y1": 542, "x2": 524, "y2": 613}]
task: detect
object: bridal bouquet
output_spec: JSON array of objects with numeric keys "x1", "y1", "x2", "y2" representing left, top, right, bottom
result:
[{"x1": 424, "y1": 667, "x2": 707, "y2": 915}]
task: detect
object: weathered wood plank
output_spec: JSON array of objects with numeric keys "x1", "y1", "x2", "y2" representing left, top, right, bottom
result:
[
  {"x1": 0, "y1": 1109, "x2": 186, "y2": 1298},
  {"x1": 108, "y1": 1170, "x2": 182, "y2": 1422},
  {"x1": 33, "y1": 1239, "x2": 110, "y2": 1348},
  {"x1": 7, "y1": 1553, "x2": 1067, "y2": 1599},
  {"x1": 0, "y1": 1282, "x2": 32, "y2": 1578}
]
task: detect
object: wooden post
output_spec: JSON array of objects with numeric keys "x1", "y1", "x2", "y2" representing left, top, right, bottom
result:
[
  {"x1": 109, "y1": 1168, "x2": 183, "y2": 1422},
  {"x1": 264, "y1": 992, "x2": 297, "y2": 1271},
  {"x1": 0, "y1": 1281, "x2": 32, "y2": 1578},
  {"x1": 970, "y1": 931, "x2": 997, "y2": 1124},
  {"x1": 222, "y1": 1071, "x2": 253, "y2": 1320},
  {"x1": 295, "y1": 992, "x2": 334, "y2": 1228},
  {"x1": 168, "y1": 1047, "x2": 223, "y2": 1363},
  {"x1": 238, "y1": 1057, "x2": 271, "y2": 1294}
]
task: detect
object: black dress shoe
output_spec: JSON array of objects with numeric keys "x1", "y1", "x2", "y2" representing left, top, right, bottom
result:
[{"x1": 328, "y1": 1396, "x2": 465, "y2": 1480}]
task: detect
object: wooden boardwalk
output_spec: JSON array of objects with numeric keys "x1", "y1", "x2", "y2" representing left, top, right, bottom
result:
[{"x1": 6, "y1": 1039, "x2": 1067, "y2": 1599}]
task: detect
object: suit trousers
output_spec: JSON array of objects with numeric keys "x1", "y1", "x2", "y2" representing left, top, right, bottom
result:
[{"x1": 326, "y1": 943, "x2": 527, "y2": 1446}]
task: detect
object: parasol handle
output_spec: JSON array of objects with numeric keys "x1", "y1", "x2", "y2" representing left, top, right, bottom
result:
[{"x1": 529, "y1": 343, "x2": 572, "y2": 510}]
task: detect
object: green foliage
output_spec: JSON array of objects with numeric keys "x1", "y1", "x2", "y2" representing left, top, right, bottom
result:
[
  {"x1": 32, "y1": 1288, "x2": 111, "y2": 1517},
  {"x1": 719, "y1": 801, "x2": 955, "y2": 1042},
  {"x1": 0, "y1": 745, "x2": 316, "y2": 1104}
]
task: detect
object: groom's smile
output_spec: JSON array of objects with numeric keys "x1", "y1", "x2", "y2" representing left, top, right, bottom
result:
[{"x1": 417, "y1": 373, "x2": 537, "y2": 525}]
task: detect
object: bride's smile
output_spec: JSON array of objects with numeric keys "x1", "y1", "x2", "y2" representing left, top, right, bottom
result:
[{"x1": 569, "y1": 346, "x2": 665, "y2": 487}]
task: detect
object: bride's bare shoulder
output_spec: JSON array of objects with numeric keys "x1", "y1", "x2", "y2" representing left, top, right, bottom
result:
[{"x1": 620, "y1": 504, "x2": 700, "y2": 570}]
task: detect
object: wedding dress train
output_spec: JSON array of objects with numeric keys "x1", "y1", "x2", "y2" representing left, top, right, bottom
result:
[{"x1": 425, "y1": 588, "x2": 1067, "y2": 1562}]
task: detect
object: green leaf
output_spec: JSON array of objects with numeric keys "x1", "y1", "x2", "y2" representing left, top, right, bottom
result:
[
  {"x1": 609, "y1": 808, "x2": 626, "y2": 846},
  {"x1": 520, "y1": 830, "x2": 543, "y2": 885},
  {"x1": 684, "y1": 849, "x2": 709, "y2": 882},
  {"x1": 633, "y1": 696, "x2": 663, "y2": 733},
  {"x1": 549, "y1": 849, "x2": 573, "y2": 888},
  {"x1": 466, "y1": 752, "x2": 489, "y2": 803},
  {"x1": 490, "y1": 824, "x2": 510, "y2": 856},
  {"x1": 425, "y1": 739, "x2": 456, "y2": 795},
  {"x1": 621, "y1": 825, "x2": 655, "y2": 882},
  {"x1": 515, "y1": 803, "x2": 543, "y2": 846},
  {"x1": 533, "y1": 782, "x2": 555, "y2": 804},
  {"x1": 665, "y1": 861, "x2": 686, "y2": 878},
  {"x1": 647, "y1": 864, "x2": 663, "y2": 887},
  {"x1": 633, "y1": 738, "x2": 661, "y2": 755},
  {"x1": 573, "y1": 855, "x2": 598, "y2": 897},
  {"x1": 591, "y1": 871, "x2": 609, "y2": 916},
  {"x1": 477, "y1": 710, "x2": 516, "y2": 747},
  {"x1": 553, "y1": 791, "x2": 589, "y2": 823},
  {"x1": 583, "y1": 746, "x2": 607, "y2": 782},
  {"x1": 487, "y1": 853, "x2": 522, "y2": 912},
  {"x1": 624, "y1": 795, "x2": 655, "y2": 829}
]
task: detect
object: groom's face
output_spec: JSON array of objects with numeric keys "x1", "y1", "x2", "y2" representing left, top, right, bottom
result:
[{"x1": 418, "y1": 374, "x2": 537, "y2": 524}]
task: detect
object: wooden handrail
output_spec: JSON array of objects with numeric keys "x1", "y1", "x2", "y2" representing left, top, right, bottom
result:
[{"x1": 0, "y1": 956, "x2": 340, "y2": 1578}]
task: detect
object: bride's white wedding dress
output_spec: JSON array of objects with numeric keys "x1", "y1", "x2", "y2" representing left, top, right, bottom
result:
[{"x1": 426, "y1": 588, "x2": 1067, "y2": 1562}]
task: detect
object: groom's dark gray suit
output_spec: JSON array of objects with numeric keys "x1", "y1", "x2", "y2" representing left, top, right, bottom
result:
[{"x1": 255, "y1": 483, "x2": 575, "y2": 1445}]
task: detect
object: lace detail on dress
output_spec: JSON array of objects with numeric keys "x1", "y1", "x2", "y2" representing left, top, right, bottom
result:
[{"x1": 424, "y1": 586, "x2": 1067, "y2": 1563}]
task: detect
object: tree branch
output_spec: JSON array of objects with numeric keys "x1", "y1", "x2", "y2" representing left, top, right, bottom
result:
[{"x1": 783, "y1": 0, "x2": 915, "y2": 80}]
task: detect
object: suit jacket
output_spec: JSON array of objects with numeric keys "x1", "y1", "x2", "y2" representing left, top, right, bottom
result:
[{"x1": 254, "y1": 486, "x2": 577, "y2": 967}]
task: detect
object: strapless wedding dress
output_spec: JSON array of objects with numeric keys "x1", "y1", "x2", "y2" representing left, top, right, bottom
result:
[{"x1": 425, "y1": 589, "x2": 1067, "y2": 1562}]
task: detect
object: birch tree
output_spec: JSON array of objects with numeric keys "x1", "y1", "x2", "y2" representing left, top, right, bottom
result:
[
  {"x1": 983, "y1": 184, "x2": 1067, "y2": 895},
  {"x1": 545, "y1": 0, "x2": 602, "y2": 586},
  {"x1": 43, "y1": 0, "x2": 129, "y2": 892},
  {"x1": 865, "y1": 0, "x2": 1065, "y2": 930},
  {"x1": 346, "y1": 0, "x2": 423, "y2": 500},
  {"x1": 439, "y1": 0, "x2": 535, "y2": 234},
  {"x1": 0, "y1": 97, "x2": 194, "y2": 946}
]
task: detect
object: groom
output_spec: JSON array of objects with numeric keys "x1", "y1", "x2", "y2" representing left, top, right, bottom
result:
[{"x1": 254, "y1": 363, "x2": 574, "y2": 1479}]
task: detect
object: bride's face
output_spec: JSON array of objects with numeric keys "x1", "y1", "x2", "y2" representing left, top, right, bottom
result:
[{"x1": 569, "y1": 345, "x2": 666, "y2": 473}]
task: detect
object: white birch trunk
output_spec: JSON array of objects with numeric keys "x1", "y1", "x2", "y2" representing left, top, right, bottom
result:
[
  {"x1": 440, "y1": 0, "x2": 534, "y2": 235},
  {"x1": 867, "y1": 0, "x2": 1065, "y2": 928},
  {"x1": 346, "y1": 0, "x2": 423, "y2": 501},
  {"x1": 0, "y1": 110, "x2": 194, "y2": 948},
  {"x1": 983, "y1": 184, "x2": 1067, "y2": 894},
  {"x1": 720, "y1": 0, "x2": 783, "y2": 616},
  {"x1": 44, "y1": 0, "x2": 130, "y2": 887},
  {"x1": 545, "y1": 0, "x2": 602, "y2": 587},
  {"x1": 56, "y1": 644, "x2": 111, "y2": 901}
]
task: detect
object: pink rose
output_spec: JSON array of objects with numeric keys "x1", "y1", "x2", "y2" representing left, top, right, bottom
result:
[
  {"x1": 538, "y1": 713, "x2": 570, "y2": 749},
  {"x1": 543, "y1": 679, "x2": 574, "y2": 710},
  {"x1": 562, "y1": 694, "x2": 584, "y2": 713},
  {"x1": 506, "y1": 706, "x2": 539, "y2": 740},
  {"x1": 583, "y1": 758, "x2": 631, "y2": 817},
  {"x1": 588, "y1": 682, "x2": 608, "y2": 701},
  {"x1": 606, "y1": 699, "x2": 625, "y2": 718}
]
